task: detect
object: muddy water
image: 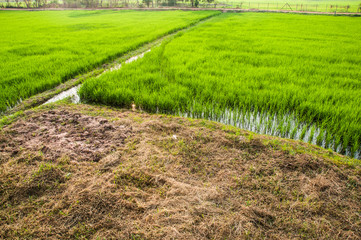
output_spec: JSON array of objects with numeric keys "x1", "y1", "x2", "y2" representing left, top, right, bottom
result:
[
  {"x1": 44, "y1": 50, "x2": 151, "y2": 105},
  {"x1": 125, "y1": 50, "x2": 150, "y2": 64},
  {"x1": 44, "y1": 85, "x2": 81, "y2": 104}
]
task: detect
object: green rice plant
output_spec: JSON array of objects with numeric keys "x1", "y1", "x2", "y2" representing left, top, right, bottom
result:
[
  {"x1": 335, "y1": 135, "x2": 342, "y2": 152},
  {"x1": 316, "y1": 128, "x2": 325, "y2": 146},
  {"x1": 290, "y1": 124, "x2": 298, "y2": 140},
  {"x1": 309, "y1": 125, "x2": 316, "y2": 144},
  {"x1": 80, "y1": 13, "x2": 361, "y2": 157},
  {"x1": 0, "y1": 10, "x2": 217, "y2": 113},
  {"x1": 325, "y1": 131, "x2": 333, "y2": 149},
  {"x1": 300, "y1": 125, "x2": 308, "y2": 141},
  {"x1": 285, "y1": 118, "x2": 292, "y2": 138},
  {"x1": 352, "y1": 138, "x2": 359, "y2": 157},
  {"x1": 276, "y1": 115, "x2": 285, "y2": 137}
]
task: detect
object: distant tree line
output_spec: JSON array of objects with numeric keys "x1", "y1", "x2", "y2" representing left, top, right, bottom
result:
[
  {"x1": 0, "y1": 0, "x2": 214, "y2": 8},
  {"x1": 1, "y1": 0, "x2": 358, "y2": 10},
  {"x1": 2, "y1": 0, "x2": 48, "y2": 7}
]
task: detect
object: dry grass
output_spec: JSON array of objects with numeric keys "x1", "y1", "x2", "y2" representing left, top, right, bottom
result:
[{"x1": 0, "y1": 103, "x2": 360, "y2": 239}]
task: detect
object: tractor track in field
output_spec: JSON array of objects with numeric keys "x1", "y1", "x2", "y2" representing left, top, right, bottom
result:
[
  {"x1": 1, "y1": 12, "x2": 219, "y2": 117},
  {"x1": 1, "y1": 7, "x2": 361, "y2": 16}
]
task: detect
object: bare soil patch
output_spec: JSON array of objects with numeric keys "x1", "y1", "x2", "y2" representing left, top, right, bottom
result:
[{"x1": 0, "y1": 103, "x2": 360, "y2": 239}]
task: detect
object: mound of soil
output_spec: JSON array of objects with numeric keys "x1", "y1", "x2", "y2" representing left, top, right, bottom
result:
[{"x1": 0, "y1": 103, "x2": 360, "y2": 239}]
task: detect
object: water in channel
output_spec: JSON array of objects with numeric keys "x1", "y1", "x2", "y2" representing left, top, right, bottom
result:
[{"x1": 44, "y1": 50, "x2": 151, "y2": 105}]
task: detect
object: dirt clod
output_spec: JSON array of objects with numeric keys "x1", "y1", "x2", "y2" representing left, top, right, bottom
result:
[{"x1": 0, "y1": 103, "x2": 360, "y2": 239}]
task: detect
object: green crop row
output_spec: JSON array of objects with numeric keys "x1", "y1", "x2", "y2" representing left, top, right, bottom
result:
[
  {"x1": 80, "y1": 13, "x2": 361, "y2": 157},
  {"x1": 0, "y1": 10, "x2": 217, "y2": 113}
]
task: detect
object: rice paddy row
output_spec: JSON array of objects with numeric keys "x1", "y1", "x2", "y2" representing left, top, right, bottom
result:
[
  {"x1": 0, "y1": 10, "x2": 217, "y2": 113},
  {"x1": 80, "y1": 13, "x2": 361, "y2": 158}
]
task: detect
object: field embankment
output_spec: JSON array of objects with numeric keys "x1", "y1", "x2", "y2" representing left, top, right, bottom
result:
[
  {"x1": 0, "y1": 10, "x2": 218, "y2": 113},
  {"x1": 0, "y1": 102, "x2": 360, "y2": 239}
]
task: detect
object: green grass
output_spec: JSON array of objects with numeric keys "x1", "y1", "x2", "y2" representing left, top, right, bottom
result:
[
  {"x1": 80, "y1": 12, "x2": 361, "y2": 157},
  {"x1": 0, "y1": 10, "x2": 217, "y2": 113}
]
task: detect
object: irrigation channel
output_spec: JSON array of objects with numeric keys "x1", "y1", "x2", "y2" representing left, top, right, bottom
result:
[
  {"x1": 43, "y1": 46, "x2": 360, "y2": 160},
  {"x1": 44, "y1": 50, "x2": 150, "y2": 105}
]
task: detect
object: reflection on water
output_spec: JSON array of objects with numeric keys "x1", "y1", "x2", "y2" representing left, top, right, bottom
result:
[
  {"x1": 44, "y1": 50, "x2": 151, "y2": 105},
  {"x1": 177, "y1": 107, "x2": 360, "y2": 159},
  {"x1": 44, "y1": 85, "x2": 81, "y2": 105}
]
